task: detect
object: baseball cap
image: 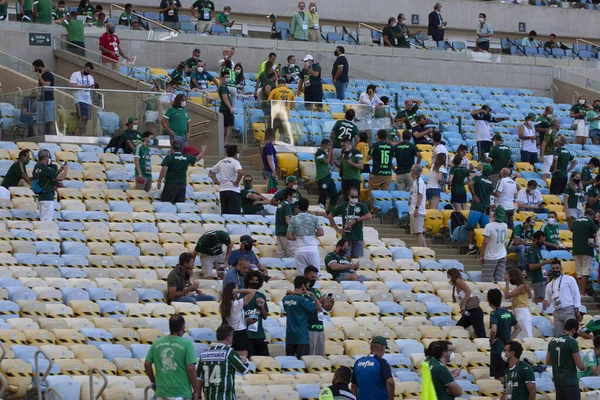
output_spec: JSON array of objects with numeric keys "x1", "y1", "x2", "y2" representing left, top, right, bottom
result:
[
  {"x1": 302, "y1": 55, "x2": 314, "y2": 61},
  {"x1": 266, "y1": 13, "x2": 276, "y2": 19},
  {"x1": 240, "y1": 235, "x2": 256, "y2": 243},
  {"x1": 371, "y1": 336, "x2": 389, "y2": 349},
  {"x1": 526, "y1": 112, "x2": 537, "y2": 120},
  {"x1": 494, "y1": 205, "x2": 506, "y2": 222},
  {"x1": 482, "y1": 163, "x2": 492, "y2": 175},
  {"x1": 286, "y1": 176, "x2": 298, "y2": 183},
  {"x1": 127, "y1": 116, "x2": 137, "y2": 124},
  {"x1": 492, "y1": 133, "x2": 503, "y2": 141}
]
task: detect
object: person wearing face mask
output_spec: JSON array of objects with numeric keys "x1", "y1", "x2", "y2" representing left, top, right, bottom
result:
[
  {"x1": 488, "y1": 288, "x2": 521, "y2": 384},
  {"x1": 32, "y1": 59, "x2": 55, "y2": 136},
  {"x1": 221, "y1": 59, "x2": 239, "y2": 109},
  {"x1": 539, "y1": 117, "x2": 559, "y2": 180},
  {"x1": 588, "y1": 175, "x2": 600, "y2": 213},
  {"x1": 547, "y1": 318, "x2": 586, "y2": 400},
  {"x1": 68, "y1": 62, "x2": 95, "y2": 136},
  {"x1": 518, "y1": 113, "x2": 538, "y2": 165},
  {"x1": 209, "y1": 144, "x2": 243, "y2": 214},
  {"x1": 475, "y1": 13, "x2": 493, "y2": 52},
  {"x1": 525, "y1": 230, "x2": 552, "y2": 302},
  {"x1": 215, "y1": 6, "x2": 234, "y2": 33},
  {"x1": 190, "y1": 62, "x2": 218, "y2": 91},
  {"x1": 52, "y1": 0, "x2": 68, "y2": 20},
  {"x1": 586, "y1": 101, "x2": 600, "y2": 145},
  {"x1": 275, "y1": 187, "x2": 297, "y2": 258},
  {"x1": 564, "y1": 172, "x2": 586, "y2": 229},
  {"x1": 382, "y1": 17, "x2": 400, "y2": 48},
  {"x1": 98, "y1": 22, "x2": 132, "y2": 70},
  {"x1": 581, "y1": 157, "x2": 600, "y2": 188},
  {"x1": 133, "y1": 132, "x2": 154, "y2": 192},
  {"x1": 304, "y1": 265, "x2": 334, "y2": 357},
  {"x1": 242, "y1": 270, "x2": 269, "y2": 357},
  {"x1": 159, "y1": 0, "x2": 183, "y2": 30},
  {"x1": 283, "y1": 276, "x2": 322, "y2": 359},
  {"x1": 332, "y1": 46, "x2": 349, "y2": 101},
  {"x1": 218, "y1": 71, "x2": 235, "y2": 144},
  {"x1": 328, "y1": 188, "x2": 372, "y2": 259},
  {"x1": 504, "y1": 269, "x2": 532, "y2": 340},
  {"x1": 325, "y1": 239, "x2": 369, "y2": 283},
  {"x1": 167, "y1": 252, "x2": 215, "y2": 303},
  {"x1": 338, "y1": 138, "x2": 363, "y2": 201},
  {"x1": 281, "y1": 55, "x2": 301, "y2": 83},
  {"x1": 158, "y1": 140, "x2": 205, "y2": 204},
  {"x1": 550, "y1": 135, "x2": 577, "y2": 196},
  {"x1": 412, "y1": 115, "x2": 434, "y2": 145},
  {"x1": 271, "y1": 176, "x2": 303, "y2": 213},
  {"x1": 331, "y1": 110, "x2": 360, "y2": 166},
  {"x1": 571, "y1": 95, "x2": 591, "y2": 148},
  {"x1": 502, "y1": 341, "x2": 536, "y2": 400},
  {"x1": 542, "y1": 211, "x2": 566, "y2": 250},
  {"x1": 55, "y1": 11, "x2": 86, "y2": 56},
  {"x1": 357, "y1": 84, "x2": 384, "y2": 121},
  {"x1": 192, "y1": 230, "x2": 233, "y2": 279},
  {"x1": 233, "y1": 63, "x2": 246, "y2": 92},
  {"x1": 297, "y1": 54, "x2": 323, "y2": 111},
  {"x1": 184, "y1": 49, "x2": 202, "y2": 76},
  {"x1": 535, "y1": 105, "x2": 554, "y2": 146},
  {"x1": 428, "y1": 3, "x2": 446, "y2": 42},
  {"x1": 315, "y1": 139, "x2": 338, "y2": 212},
  {"x1": 33, "y1": 150, "x2": 68, "y2": 222},
  {"x1": 571, "y1": 208, "x2": 597, "y2": 297},
  {"x1": 486, "y1": 134, "x2": 512, "y2": 187},
  {"x1": 287, "y1": 198, "x2": 324, "y2": 275},
  {"x1": 351, "y1": 336, "x2": 395, "y2": 400},
  {"x1": 76, "y1": 0, "x2": 93, "y2": 21},
  {"x1": 424, "y1": 340, "x2": 462, "y2": 400},
  {"x1": 227, "y1": 236, "x2": 270, "y2": 280},
  {"x1": 240, "y1": 176, "x2": 269, "y2": 216},
  {"x1": 307, "y1": 2, "x2": 319, "y2": 42},
  {"x1": 144, "y1": 315, "x2": 198, "y2": 400},
  {"x1": 543, "y1": 260, "x2": 582, "y2": 336},
  {"x1": 1, "y1": 150, "x2": 32, "y2": 189},
  {"x1": 290, "y1": 1, "x2": 309, "y2": 41},
  {"x1": 121, "y1": 116, "x2": 142, "y2": 154},
  {"x1": 161, "y1": 94, "x2": 191, "y2": 148}
]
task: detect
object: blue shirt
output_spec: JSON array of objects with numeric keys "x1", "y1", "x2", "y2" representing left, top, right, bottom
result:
[
  {"x1": 222, "y1": 268, "x2": 245, "y2": 289},
  {"x1": 351, "y1": 354, "x2": 392, "y2": 400},
  {"x1": 190, "y1": 70, "x2": 214, "y2": 89},
  {"x1": 228, "y1": 249, "x2": 260, "y2": 269}
]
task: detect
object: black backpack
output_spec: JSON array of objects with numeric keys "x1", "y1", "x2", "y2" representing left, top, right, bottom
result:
[
  {"x1": 104, "y1": 135, "x2": 125, "y2": 154},
  {"x1": 450, "y1": 211, "x2": 467, "y2": 232}
]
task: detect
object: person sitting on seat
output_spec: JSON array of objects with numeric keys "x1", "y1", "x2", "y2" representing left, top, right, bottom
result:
[
  {"x1": 516, "y1": 180, "x2": 548, "y2": 213},
  {"x1": 325, "y1": 239, "x2": 370, "y2": 283}
]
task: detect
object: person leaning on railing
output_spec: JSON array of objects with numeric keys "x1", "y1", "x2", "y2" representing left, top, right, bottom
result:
[{"x1": 54, "y1": 11, "x2": 86, "y2": 56}]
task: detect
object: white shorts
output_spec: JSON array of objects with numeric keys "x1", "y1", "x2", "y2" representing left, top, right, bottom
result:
[
  {"x1": 542, "y1": 155, "x2": 554, "y2": 174},
  {"x1": 199, "y1": 253, "x2": 225, "y2": 278},
  {"x1": 410, "y1": 214, "x2": 425, "y2": 234},
  {"x1": 144, "y1": 110, "x2": 158, "y2": 124},
  {"x1": 575, "y1": 119, "x2": 589, "y2": 137},
  {"x1": 39, "y1": 200, "x2": 55, "y2": 222},
  {"x1": 295, "y1": 250, "x2": 321, "y2": 275}
]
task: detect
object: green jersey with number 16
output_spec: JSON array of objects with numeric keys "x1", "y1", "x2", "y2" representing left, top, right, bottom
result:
[{"x1": 197, "y1": 342, "x2": 250, "y2": 400}]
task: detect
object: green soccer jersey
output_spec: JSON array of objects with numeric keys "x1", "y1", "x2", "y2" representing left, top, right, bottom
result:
[
  {"x1": 170, "y1": 69, "x2": 184, "y2": 85},
  {"x1": 122, "y1": 130, "x2": 142, "y2": 149},
  {"x1": 215, "y1": 12, "x2": 229, "y2": 26},
  {"x1": 536, "y1": 115, "x2": 552, "y2": 133},
  {"x1": 565, "y1": 185, "x2": 586, "y2": 209},
  {"x1": 146, "y1": 335, "x2": 196, "y2": 398},
  {"x1": 273, "y1": 189, "x2": 302, "y2": 214},
  {"x1": 161, "y1": 151, "x2": 195, "y2": 185},
  {"x1": 588, "y1": 110, "x2": 600, "y2": 130},
  {"x1": 331, "y1": 201, "x2": 370, "y2": 241},
  {"x1": 340, "y1": 148, "x2": 363, "y2": 181},
  {"x1": 315, "y1": 149, "x2": 331, "y2": 181},
  {"x1": 470, "y1": 175, "x2": 494, "y2": 212},
  {"x1": 241, "y1": 188, "x2": 264, "y2": 215},
  {"x1": 62, "y1": 19, "x2": 85, "y2": 43},
  {"x1": 582, "y1": 165, "x2": 594, "y2": 185},
  {"x1": 33, "y1": 163, "x2": 58, "y2": 201},
  {"x1": 218, "y1": 83, "x2": 232, "y2": 110},
  {"x1": 488, "y1": 144, "x2": 512, "y2": 175},
  {"x1": 307, "y1": 287, "x2": 324, "y2": 332},
  {"x1": 22, "y1": 0, "x2": 32, "y2": 11},
  {"x1": 393, "y1": 142, "x2": 420, "y2": 175},
  {"x1": 579, "y1": 349, "x2": 600, "y2": 378},
  {"x1": 283, "y1": 293, "x2": 317, "y2": 345},
  {"x1": 197, "y1": 343, "x2": 250, "y2": 400},
  {"x1": 589, "y1": 185, "x2": 600, "y2": 211},
  {"x1": 185, "y1": 56, "x2": 199, "y2": 70},
  {"x1": 449, "y1": 166, "x2": 470, "y2": 194},
  {"x1": 582, "y1": 318, "x2": 600, "y2": 337},
  {"x1": 426, "y1": 358, "x2": 455, "y2": 400},
  {"x1": 244, "y1": 292, "x2": 268, "y2": 339},
  {"x1": 525, "y1": 245, "x2": 545, "y2": 284},
  {"x1": 571, "y1": 216, "x2": 597, "y2": 257},
  {"x1": 33, "y1": 0, "x2": 52, "y2": 23},
  {"x1": 325, "y1": 251, "x2": 353, "y2": 280},
  {"x1": 331, "y1": 120, "x2": 359, "y2": 148},
  {"x1": 275, "y1": 200, "x2": 292, "y2": 236},
  {"x1": 397, "y1": 105, "x2": 419, "y2": 130},
  {"x1": 489, "y1": 308, "x2": 518, "y2": 354},
  {"x1": 281, "y1": 65, "x2": 301, "y2": 83},
  {"x1": 549, "y1": 334, "x2": 580, "y2": 386},
  {"x1": 511, "y1": 224, "x2": 533, "y2": 244},
  {"x1": 164, "y1": 106, "x2": 191, "y2": 138},
  {"x1": 369, "y1": 141, "x2": 393, "y2": 175},
  {"x1": 504, "y1": 361, "x2": 535, "y2": 400},
  {"x1": 134, "y1": 144, "x2": 152, "y2": 179},
  {"x1": 543, "y1": 223, "x2": 560, "y2": 246},
  {"x1": 553, "y1": 147, "x2": 574, "y2": 178},
  {"x1": 192, "y1": 0, "x2": 214, "y2": 21},
  {"x1": 543, "y1": 129, "x2": 557, "y2": 156},
  {"x1": 300, "y1": 63, "x2": 322, "y2": 89},
  {"x1": 52, "y1": 7, "x2": 68, "y2": 20},
  {"x1": 195, "y1": 230, "x2": 231, "y2": 255},
  {"x1": 1, "y1": 161, "x2": 26, "y2": 189}
]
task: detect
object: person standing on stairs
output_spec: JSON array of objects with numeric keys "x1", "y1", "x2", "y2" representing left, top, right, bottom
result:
[
  {"x1": 209, "y1": 145, "x2": 243, "y2": 215},
  {"x1": 466, "y1": 164, "x2": 494, "y2": 255},
  {"x1": 315, "y1": 139, "x2": 338, "y2": 213},
  {"x1": 287, "y1": 197, "x2": 324, "y2": 275},
  {"x1": 328, "y1": 187, "x2": 372, "y2": 260}
]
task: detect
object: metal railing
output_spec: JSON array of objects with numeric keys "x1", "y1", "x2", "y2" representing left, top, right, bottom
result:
[
  {"x1": 109, "y1": 3, "x2": 180, "y2": 41},
  {"x1": 553, "y1": 67, "x2": 600, "y2": 93},
  {"x1": 0, "y1": 342, "x2": 9, "y2": 399},
  {"x1": 89, "y1": 368, "x2": 108, "y2": 400},
  {"x1": 34, "y1": 350, "x2": 54, "y2": 400}
]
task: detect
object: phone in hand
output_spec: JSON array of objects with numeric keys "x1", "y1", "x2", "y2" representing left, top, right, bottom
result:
[{"x1": 327, "y1": 293, "x2": 333, "y2": 298}]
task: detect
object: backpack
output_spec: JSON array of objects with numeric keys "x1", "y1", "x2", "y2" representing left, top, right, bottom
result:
[
  {"x1": 450, "y1": 211, "x2": 467, "y2": 232},
  {"x1": 31, "y1": 166, "x2": 47, "y2": 195},
  {"x1": 104, "y1": 134, "x2": 125, "y2": 154}
]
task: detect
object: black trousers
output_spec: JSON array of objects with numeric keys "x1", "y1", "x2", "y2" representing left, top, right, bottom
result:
[
  {"x1": 220, "y1": 190, "x2": 241, "y2": 214},
  {"x1": 286, "y1": 343, "x2": 310, "y2": 360},
  {"x1": 556, "y1": 385, "x2": 580, "y2": 400},
  {"x1": 160, "y1": 184, "x2": 186, "y2": 204},
  {"x1": 341, "y1": 179, "x2": 360, "y2": 201},
  {"x1": 318, "y1": 176, "x2": 338, "y2": 210},
  {"x1": 248, "y1": 338, "x2": 270, "y2": 358},
  {"x1": 456, "y1": 306, "x2": 487, "y2": 338}
]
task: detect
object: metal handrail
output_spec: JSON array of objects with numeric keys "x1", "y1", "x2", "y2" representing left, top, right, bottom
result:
[
  {"x1": 0, "y1": 342, "x2": 8, "y2": 399},
  {"x1": 551, "y1": 83, "x2": 559, "y2": 99},
  {"x1": 89, "y1": 368, "x2": 108, "y2": 400},
  {"x1": 358, "y1": 22, "x2": 426, "y2": 50},
  {"x1": 45, "y1": 387, "x2": 64, "y2": 400},
  {"x1": 109, "y1": 3, "x2": 179, "y2": 34},
  {"x1": 573, "y1": 90, "x2": 580, "y2": 104},
  {"x1": 575, "y1": 38, "x2": 600, "y2": 51},
  {"x1": 144, "y1": 384, "x2": 153, "y2": 400},
  {"x1": 34, "y1": 350, "x2": 54, "y2": 400}
]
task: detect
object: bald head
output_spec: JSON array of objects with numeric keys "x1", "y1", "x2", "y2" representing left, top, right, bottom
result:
[{"x1": 500, "y1": 168, "x2": 511, "y2": 178}]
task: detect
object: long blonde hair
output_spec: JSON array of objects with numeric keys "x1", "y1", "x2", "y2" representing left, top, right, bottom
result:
[
  {"x1": 568, "y1": 172, "x2": 582, "y2": 192},
  {"x1": 432, "y1": 153, "x2": 446, "y2": 172},
  {"x1": 508, "y1": 269, "x2": 531, "y2": 299}
]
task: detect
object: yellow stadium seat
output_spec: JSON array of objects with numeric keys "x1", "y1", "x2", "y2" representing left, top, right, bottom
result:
[
  {"x1": 412, "y1": 247, "x2": 435, "y2": 261},
  {"x1": 515, "y1": 162, "x2": 534, "y2": 172},
  {"x1": 478, "y1": 380, "x2": 504, "y2": 397},
  {"x1": 0, "y1": 359, "x2": 33, "y2": 398},
  {"x1": 276, "y1": 153, "x2": 299, "y2": 177}
]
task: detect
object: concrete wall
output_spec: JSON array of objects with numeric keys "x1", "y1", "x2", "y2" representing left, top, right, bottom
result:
[{"x1": 553, "y1": 79, "x2": 600, "y2": 106}]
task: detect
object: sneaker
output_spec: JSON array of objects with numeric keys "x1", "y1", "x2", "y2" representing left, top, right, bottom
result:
[
  {"x1": 467, "y1": 247, "x2": 477, "y2": 256},
  {"x1": 318, "y1": 204, "x2": 325, "y2": 210}
]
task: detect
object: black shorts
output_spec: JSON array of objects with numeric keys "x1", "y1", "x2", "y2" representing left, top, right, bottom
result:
[
  {"x1": 490, "y1": 351, "x2": 506, "y2": 379},
  {"x1": 304, "y1": 87, "x2": 323, "y2": 104},
  {"x1": 550, "y1": 176, "x2": 568, "y2": 195},
  {"x1": 248, "y1": 338, "x2": 270, "y2": 357},
  {"x1": 220, "y1": 108, "x2": 234, "y2": 127},
  {"x1": 160, "y1": 183, "x2": 186, "y2": 204},
  {"x1": 556, "y1": 385, "x2": 581, "y2": 400},
  {"x1": 478, "y1": 41, "x2": 490, "y2": 51},
  {"x1": 76, "y1": 102, "x2": 91, "y2": 119},
  {"x1": 232, "y1": 329, "x2": 249, "y2": 352},
  {"x1": 451, "y1": 193, "x2": 467, "y2": 204}
]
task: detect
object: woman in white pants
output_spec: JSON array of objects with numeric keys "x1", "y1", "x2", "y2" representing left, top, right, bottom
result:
[{"x1": 504, "y1": 269, "x2": 532, "y2": 340}]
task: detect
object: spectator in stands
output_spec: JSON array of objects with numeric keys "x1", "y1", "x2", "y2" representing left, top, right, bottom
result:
[
  {"x1": 325, "y1": 239, "x2": 369, "y2": 283},
  {"x1": 579, "y1": 315, "x2": 600, "y2": 339},
  {"x1": 1, "y1": 150, "x2": 31, "y2": 189},
  {"x1": 190, "y1": 62, "x2": 218, "y2": 91},
  {"x1": 564, "y1": 172, "x2": 586, "y2": 229},
  {"x1": 93, "y1": 11, "x2": 105, "y2": 28},
  {"x1": 290, "y1": 2, "x2": 309, "y2": 41},
  {"x1": 133, "y1": 132, "x2": 153, "y2": 192},
  {"x1": 257, "y1": 52, "x2": 279, "y2": 77},
  {"x1": 503, "y1": 341, "x2": 537, "y2": 400},
  {"x1": 259, "y1": 71, "x2": 277, "y2": 127},
  {"x1": 240, "y1": 176, "x2": 269, "y2": 216},
  {"x1": 243, "y1": 270, "x2": 269, "y2": 357},
  {"x1": 572, "y1": 208, "x2": 597, "y2": 297},
  {"x1": 535, "y1": 105, "x2": 554, "y2": 145},
  {"x1": 99, "y1": 22, "x2": 132, "y2": 70},
  {"x1": 315, "y1": 139, "x2": 338, "y2": 212},
  {"x1": 582, "y1": 157, "x2": 599, "y2": 188},
  {"x1": 283, "y1": 275, "x2": 322, "y2": 359},
  {"x1": 158, "y1": 141, "x2": 204, "y2": 204},
  {"x1": 504, "y1": 269, "x2": 532, "y2": 339},
  {"x1": 368, "y1": 130, "x2": 393, "y2": 208},
  {"x1": 192, "y1": 230, "x2": 232, "y2": 278},
  {"x1": 544, "y1": 33, "x2": 566, "y2": 51},
  {"x1": 551, "y1": 136, "x2": 577, "y2": 195},
  {"x1": 544, "y1": 260, "x2": 582, "y2": 336},
  {"x1": 392, "y1": 131, "x2": 422, "y2": 191},
  {"x1": 522, "y1": 30, "x2": 540, "y2": 47},
  {"x1": 144, "y1": 315, "x2": 197, "y2": 399},
  {"x1": 480, "y1": 206, "x2": 508, "y2": 283},
  {"x1": 548, "y1": 318, "x2": 586, "y2": 399},
  {"x1": 32, "y1": 59, "x2": 55, "y2": 136},
  {"x1": 328, "y1": 187, "x2": 372, "y2": 259},
  {"x1": 382, "y1": 16, "x2": 400, "y2": 48},
  {"x1": 427, "y1": 153, "x2": 447, "y2": 211},
  {"x1": 52, "y1": 1, "x2": 68, "y2": 20},
  {"x1": 281, "y1": 56, "x2": 301, "y2": 83},
  {"x1": 218, "y1": 47, "x2": 236, "y2": 68},
  {"x1": 55, "y1": 11, "x2": 85, "y2": 56},
  {"x1": 69, "y1": 62, "x2": 95, "y2": 136},
  {"x1": 33, "y1": 0, "x2": 52, "y2": 24},
  {"x1": 307, "y1": 2, "x2": 320, "y2": 42},
  {"x1": 409, "y1": 164, "x2": 427, "y2": 247},
  {"x1": 510, "y1": 216, "x2": 535, "y2": 269},
  {"x1": 184, "y1": 49, "x2": 202, "y2": 75},
  {"x1": 428, "y1": 3, "x2": 446, "y2": 42},
  {"x1": 587, "y1": 103, "x2": 600, "y2": 145},
  {"x1": 167, "y1": 252, "x2": 215, "y2": 303},
  {"x1": 331, "y1": 109, "x2": 359, "y2": 165},
  {"x1": 488, "y1": 288, "x2": 521, "y2": 384},
  {"x1": 493, "y1": 168, "x2": 517, "y2": 230},
  {"x1": 209, "y1": 145, "x2": 243, "y2": 214},
  {"x1": 449, "y1": 154, "x2": 470, "y2": 212},
  {"x1": 275, "y1": 187, "x2": 297, "y2": 258},
  {"x1": 320, "y1": 366, "x2": 354, "y2": 400},
  {"x1": 223, "y1": 257, "x2": 249, "y2": 289},
  {"x1": 527, "y1": 231, "x2": 552, "y2": 302},
  {"x1": 18, "y1": 92, "x2": 37, "y2": 136},
  {"x1": 448, "y1": 268, "x2": 486, "y2": 338},
  {"x1": 339, "y1": 137, "x2": 364, "y2": 200},
  {"x1": 466, "y1": 164, "x2": 494, "y2": 254},
  {"x1": 412, "y1": 115, "x2": 433, "y2": 145},
  {"x1": 170, "y1": 61, "x2": 185, "y2": 86},
  {"x1": 431, "y1": 131, "x2": 448, "y2": 165},
  {"x1": 268, "y1": 80, "x2": 294, "y2": 138},
  {"x1": 357, "y1": 84, "x2": 384, "y2": 121},
  {"x1": 219, "y1": 71, "x2": 236, "y2": 145},
  {"x1": 517, "y1": 180, "x2": 547, "y2": 213},
  {"x1": 397, "y1": 99, "x2": 422, "y2": 131},
  {"x1": 191, "y1": 0, "x2": 214, "y2": 33},
  {"x1": 475, "y1": 13, "x2": 493, "y2": 52},
  {"x1": 267, "y1": 14, "x2": 280, "y2": 39},
  {"x1": 162, "y1": 93, "x2": 192, "y2": 147},
  {"x1": 228, "y1": 235, "x2": 269, "y2": 278},
  {"x1": 304, "y1": 265, "x2": 334, "y2": 356},
  {"x1": 287, "y1": 198, "x2": 324, "y2": 274},
  {"x1": 396, "y1": 14, "x2": 415, "y2": 47},
  {"x1": 543, "y1": 211, "x2": 567, "y2": 250},
  {"x1": 356, "y1": 131, "x2": 370, "y2": 171},
  {"x1": 352, "y1": 336, "x2": 395, "y2": 400},
  {"x1": 457, "y1": 144, "x2": 473, "y2": 169},
  {"x1": 425, "y1": 341, "x2": 462, "y2": 400},
  {"x1": 572, "y1": 95, "x2": 591, "y2": 148},
  {"x1": 578, "y1": 336, "x2": 600, "y2": 379},
  {"x1": 271, "y1": 176, "x2": 302, "y2": 213},
  {"x1": 159, "y1": 0, "x2": 182, "y2": 30},
  {"x1": 298, "y1": 55, "x2": 323, "y2": 111},
  {"x1": 471, "y1": 105, "x2": 509, "y2": 161},
  {"x1": 589, "y1": 176, "x2": 600, "y2": 213},
  {"x1": 118, "y1": 3, "x2": 133, "y2": 27},
  {"x1": 121, "y1": 117, "x2": 141, "y2": 154},
  {"x1": 518, "y1": 113, "x2": 538, "y2": 165},
  {"x1": 539, "y1": 117, "x2": 559, "y2": 180},
  {"x1": 486, "y1": 134, "x2": 511, "y2": 186},
  {"x1": 220, "y1": 282, "x2": 256, "y2": 359},
  {"x1": 332, "y1": 46, "x2": 349, "y2": 101},
  {"x1": 34, "y1": 150, "x2": 68, "y2": 222},
  {"x1": 234, "y1": 63, "x2": 246, "y2": 92}
]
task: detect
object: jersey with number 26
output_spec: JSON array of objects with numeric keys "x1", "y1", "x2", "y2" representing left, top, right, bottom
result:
[{"x1": 197, "y1": 343, "x2": 250, "y2": 400}]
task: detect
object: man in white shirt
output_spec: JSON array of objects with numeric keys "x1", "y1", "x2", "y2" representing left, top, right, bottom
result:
[
  {"x1": 209, "y1": 145, "x2": 243, "y2": 215},
  {"x1": 493, "y1": 168, "x2": 517, "y2": 229},
  {"x1": 543, "y1": 260, "x2": 582, "y2": 336},
  {"x1": 518, "y1": 113, "x2": 538, "y2": 165},
  {"x1": 516, "y1": 180, "x2": 548, "y2": 213},
  {"x1": 432, "y1": 131, "x2": 449, "y2": 166},
  {"x1": 470, "y1": 105, "x2": 509, "y2": 162},
  {"x1": 287, "y1": 197, "x2": 324, "y2": 275},
  {"x1": 409, "y1": 164, "x2": 427, "y2": 247},
  {"x1": 69, "y1": 62, "x2": 95, "y2": 136},
  {"x1": 479, "y1": 206, "x2": 508, "y2": 283}
]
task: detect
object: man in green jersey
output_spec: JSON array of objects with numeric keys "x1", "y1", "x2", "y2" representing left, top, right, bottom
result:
[
  {"x1": 392, "y1": 131, "x2": 422, "y2": 191},
  {"x1": 192, "y1": 229, "x2": 232, "y2": 278},
  {"x1": 243, "y1": 270, "x2": 269, "y2": 357},
  {"x1": 325, "y1": 238, "x2": 369, "y2": 283},
  {"x1": 271, "y1": 176, "x2": 303, "y2": 213},
  {"x1": 466, "y1": 164, "x2": 494, "y2": 254},
  {"x1": 1, "y1": 150, "x2": 31, "y2": 189},
  {"x1": 167, "y1": 252, "x2": 215, "y2": 303},
  {"x1": 52, "y1": 1, "x2": 68, "y2": 20},
  {"x1": 396, "y1": 99, "x2": 422, "y2": 130},
  {"x1": 275, "y1": 187, "x2": 296, "y2": 258},
  {"x1": 315, "y1": 139, "x2": 337, "y2": 212},
  {"x1": 542, "y1": 211, "x2": 567, "y2": 250},
  {"x1": 133, "y1": 132, "x2": 153, "y2": 192},
  {"x1": 581, "y1": 157, "x2": 599, "y2": 188},
  {"x1": 330, "y1": 109, "x2": 359, "y2": 160},
  {"x1": 367, "y1": 129, "x2": 393, "y2": 211},
  {"x1": 485, "y1": 134, "x2": 512, "y2": 186},
  {"x1": 55, "y1": 11, "x2": 85, "y2": 56},
  {"x1": 198, "y1": 324, "x2": 250, "y2": 400},
  {"x1": 304, "y1": 265, "x2": 334, "y2": 356},
  {"x1": 281, "y1": 55, "x2": 301, "y2": 83},
  {"x1": 448, "y1": 154, "x2": 470, "y2": 211},
  {"x1": 550, "y1": 135, "x2": 577, "y2": 195},
  {"x1": 339, "y1": 137, "x2": 364, "y2": 201},
  {"x1": 240, "y1": 175, "x2": 270, "y2": 216},
  {"x1": 283, "y1": 275, "x2": 322, "y2": 359},
  {"x1": 502, "y1": 340, "x2": 536, "y2": 400},
  {"x1": 524, "y1": 230, "x2": 551, "y2": 302},
  {"x1": 157, "y1": 141, "x2": 204, "y2": 204},
  {"x1": 33, "y1": 149, "x2": 68, "y2": 222},
  {"x1": 579, "y1": 318, "x2": 600, "y2": 339},
  {"x1": 33, "y1": 0, "x2": 52, "y2": 23},
  {"x1": 118, "y1": 3, "x2": 133, "y2": 26},
  {"x1": 571, "y1": 208, "x2": 597, "y2": 296},
  {"x1": 190, "y1": 0, "x2": 214, "y2": 33},
  {"x1": 540, "y1": 117, "x2": 559, "y2": 180},
  {"x1": 488, "y1": 288, "x2": 521, "y2": 383},
  {"x1": 547, "y1": 319, "x2": 586, "y2": 400},
  {"x1": 145, "y1": 315, "x2": 198, "y2": 400},
  {"x1": 297, "y1": 54, "x2": 323, "y2": 111},
  {"x1": 21, "y1": 0, "x2": 33, "y2": 21},
  {"x1": 589, "y1": 175, "x2": 600, "y2": 212},
  {"x1": 328, "y1": 187, "x2": 372, "y2": 259},
  {"x1": 424, "y1": 341, "x2": 462, "y2": 400},
  {"x1": 121, "y1": 116, "x2": 142, "y2": 154},
  {"x1": 535, "y1": 105, "x2": 553, "y2": 144},
  {"x1": 578, "y1": 336, "x2": 600, "y2": 378}
]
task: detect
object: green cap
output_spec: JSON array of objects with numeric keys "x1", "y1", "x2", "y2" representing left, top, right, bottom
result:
[
  {"x1": 494, "y1": 205, "x2": 506, "y2": 222},
  {"x1": 482, "y1": 163, "x2": 492, "y2": 175},
  {"x1": 492, "y1": 133, "x2": 503, "y2": 142},
  {"x1": 526, "y1": 112, "x2": 536, "y2": 120},
  {"x1": 371, "y1": 336, "x2": 389, "y2": 349},
  {"x1": 127, "y1": 116, "x2": 137, "y2": 124},
  {"x1": 286, "y1": 176, "x2": 297, "y2": 183}
]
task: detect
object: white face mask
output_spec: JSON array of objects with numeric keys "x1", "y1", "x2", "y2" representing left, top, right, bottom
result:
[
  {"x1": 501, "y1": 352, "x2": 509, "y2": 363},
  {"x1": 546, "y1": 114, "x2": 553, "y2": 118},
  {"x1": 479, "y1": 17, "x2": 485, "y2": 23},
  {"x1": 349, "y1": 198, "x2": 358, "y2": 205},
  {"x1": 197, "y1": 66, "x2": 204, "y2": 73},
  {"x1": 132, "y1": 124, "x2": 138, "y2": 131},
  {"x1": 579, "y1": 99, "x2": 586, "y2": 105},
  {"x1": 391, "y1": 22, "x2": 397, "y2": 28},
  {"x1": 305, "y1": 61, "x2": 311, "y2": 68},
  {"x1": 310, "y1": 6, "x2": 316, "y2": 11},
  {"x1": 224, "y1": 11, "x2": 230, "y2": 15},
  {"x1": 299, "y1": 7, "x2": 305, "y2": 11},
  {"x1": 448, "y1": 351, "x2": 455, "y2": 362},
  {"x1": 236, "y1": 153, "x2": 240, "y2": 159},
  {"x1": 292, "y1": 197, "x2": 298, "y2": 204},
  {"x1": 181, "y1": 101, "x2": 187, "y2": 107},
  {"x1": 289, "y1": 63, "x2": 295, "y2": 67},
  {"x1": 548, "y1": 218, "x2": 556, "y2": 225},
  {"x1": 440, "y1": 7, "x2": 442, "y2": 11},
  {"x1": 235, "y1": 69, "x2": 241, "y2": 73},
  {"x1": 292, "y1": 184, "x2": 298, "y2": 190}
]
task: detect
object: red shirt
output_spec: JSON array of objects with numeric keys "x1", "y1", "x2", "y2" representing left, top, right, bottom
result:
[{"x1": 99, "y1": 33, "x2": 120, "y2": 62}]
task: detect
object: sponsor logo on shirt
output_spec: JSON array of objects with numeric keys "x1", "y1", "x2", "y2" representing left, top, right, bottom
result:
[{"x1": 201, "y1": 350, "x2": 227, "y2": 361}]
